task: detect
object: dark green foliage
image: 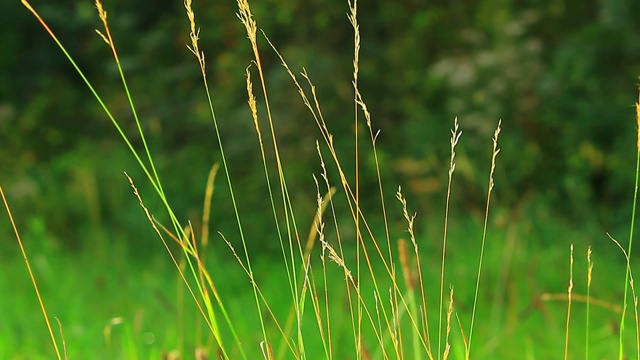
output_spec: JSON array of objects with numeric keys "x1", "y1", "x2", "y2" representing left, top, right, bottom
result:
[{"x1": 3, "y1": 0, "x2": 639, "y2": 250}]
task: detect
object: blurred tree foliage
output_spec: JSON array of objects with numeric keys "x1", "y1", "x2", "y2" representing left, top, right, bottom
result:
[{"x1": 2, "y1": 0, "x2": 640, "y2": 250}]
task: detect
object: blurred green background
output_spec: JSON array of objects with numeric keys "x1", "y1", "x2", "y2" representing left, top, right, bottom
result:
[
  {"x1": 3, "y1": 0, "x2": 640, "y2": 250},
  {"x1": 2, "y1": 0, "x2": 640, "y2": 357}
]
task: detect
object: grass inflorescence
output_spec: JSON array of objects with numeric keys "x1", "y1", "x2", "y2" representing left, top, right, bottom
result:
[{"x1": 5, "y1": 0, "x2": 640, "y2": 358}]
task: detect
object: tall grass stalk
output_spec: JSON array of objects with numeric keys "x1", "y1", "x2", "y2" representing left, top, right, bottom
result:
[
  {"x1": 621, "y1": 88, "x2": 640, "y2": 359},
  {"x1": 0, "y1": 185, "x2": 63, "y2": 360},
  {"x1": 397, "y1": 188, "x2": 434, "y2": 360},
  {"x1": 443, "y1": 287, "x2": 455, "y2": 360},
  {"x1": 438, "y1": 118, "x2": 461, "y2": 359},
  {"x1": 349, "y1": 1, "x2": 364, "y2": 353},
  {"x1": 184, "y1": 1, "x2": 264, "y2": 354},
  {"x1": 564, "y1": 244, "x2": 574, "y2": 360},
  {"x1": 586, "y1": 247, "x2": 593, "y2": 360},
  {"x1": 237, "y1": 0, "x2": 318, "y2": 356},
  {"x1": 467, "y1": 120, "x2": 501, "y2": 358}
]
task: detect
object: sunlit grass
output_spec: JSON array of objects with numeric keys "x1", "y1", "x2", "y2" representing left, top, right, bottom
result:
[
  {"x1": 7, "y1": 0, "x2": 640, "y2": 359},
  {"x1": 619, "y1": 87, "x2": 640, "y2": 359},
  {"x1": 0, "y1": 185, "x2": 64, "y2": 359}
]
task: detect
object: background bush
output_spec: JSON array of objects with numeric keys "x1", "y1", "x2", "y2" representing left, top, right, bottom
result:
[{"x1": 2, "y1": 0, "x2": 640, "y2": 253}]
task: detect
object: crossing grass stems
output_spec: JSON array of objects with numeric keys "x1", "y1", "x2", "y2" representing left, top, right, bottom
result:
[{"x1": 5, "y1": 0, "x2": 640, "y2": 358}]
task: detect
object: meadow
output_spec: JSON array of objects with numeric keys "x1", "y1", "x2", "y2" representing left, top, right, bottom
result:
[{"x1": 2, "y1": 0, "x2": 640, "y2": 359}]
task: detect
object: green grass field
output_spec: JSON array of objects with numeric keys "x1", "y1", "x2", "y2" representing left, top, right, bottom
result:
[
  {"x1": 3, "y1": 0, "x2": 640, "y2": 359},
  {"x1": 2, "y1": 211, "x2": 636, "y2": 358}
]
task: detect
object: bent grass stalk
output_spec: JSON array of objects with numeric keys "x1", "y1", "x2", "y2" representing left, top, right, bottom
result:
[
  {"x1": 540, "y1": 293, "x2": 623, "y2": 314},
  {"x1": 55, "y1": 318, "x2": 68, "y2": 360},
  {"x1": 610, "y1": 233, "x2": 640, "y2": 360}
]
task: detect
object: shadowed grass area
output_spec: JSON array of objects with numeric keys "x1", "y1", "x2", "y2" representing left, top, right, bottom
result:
[{"x1": 4, "y1": 0, "x2": 640, "y2": 359}]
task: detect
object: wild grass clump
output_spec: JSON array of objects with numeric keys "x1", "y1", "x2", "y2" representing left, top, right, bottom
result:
[{"x1": 6, "y1": 0, "x2": 640, "y2": 358}]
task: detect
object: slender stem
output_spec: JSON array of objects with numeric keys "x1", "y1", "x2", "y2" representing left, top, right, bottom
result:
[
  {"x1": 620, "y1": 87, "x2": 640, "y2": 359},
  {"x1": 468, "y1": 120, "x2": 501, "y2": 357},
  {"x1": 439, "y1": 119, "x2": 461, "y2": 359},
  {"x1": 585, "y1": 247, "x2": 593, "y2": 360},
  {"x1": 1, "y1": 185, "x2": 62, "y2": 360}
]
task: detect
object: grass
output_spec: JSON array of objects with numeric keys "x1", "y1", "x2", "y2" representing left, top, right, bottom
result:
[{"x1": 4, "y1": 0, "x2": 640, "y2": 358}]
